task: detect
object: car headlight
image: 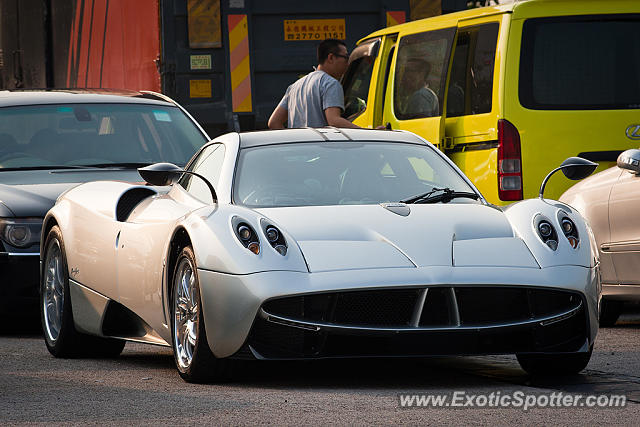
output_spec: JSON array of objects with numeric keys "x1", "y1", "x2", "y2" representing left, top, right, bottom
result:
[
  {"x1": 0, "y1": 218, "x2": 42, "y2": 248},
  {"x1": 261, "y1": 219, "x2": 287, "y2": 256},
  {"x1": 558, "y1": 214, "x2": 579, "y2": 249},
  {"x1": 232, "y1": 216, "x2": 260, "y2": 255},
  {"x1": 534, "y1": 216, "x2": 558, "y2": 250}
]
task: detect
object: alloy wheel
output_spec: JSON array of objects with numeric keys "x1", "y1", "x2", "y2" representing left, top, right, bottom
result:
[
  {"x1": 173, "y1": 257, "x2": 199, "y2": 370},
  {"x1": 43, "y1": 238, "x2": 64, "y2": 342}
]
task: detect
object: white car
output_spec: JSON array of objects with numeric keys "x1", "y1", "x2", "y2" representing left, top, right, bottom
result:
[{"x1": 41, "y1": 128, "x2": 600, "y2": 382}]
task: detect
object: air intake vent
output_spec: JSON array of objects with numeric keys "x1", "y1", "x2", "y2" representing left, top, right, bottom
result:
[{"x1": 116, "y1": 187, "x2": 156, "y2": 221}]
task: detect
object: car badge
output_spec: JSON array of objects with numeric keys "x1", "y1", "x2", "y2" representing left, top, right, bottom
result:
[
  {"x1": 381, "y1": 202, "x2": 410, "y2": 216},
  {"x1": 626, "y1": 124, "x2": 640, "y2": 141}
]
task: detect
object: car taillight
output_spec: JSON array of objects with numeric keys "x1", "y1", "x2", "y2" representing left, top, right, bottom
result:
[{"x1": 497, "y1": 119, "x2": 523, "y2": 201}]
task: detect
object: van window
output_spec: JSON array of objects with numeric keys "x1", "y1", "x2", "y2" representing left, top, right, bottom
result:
[
  {"x1": 394, "y1": 28, "x2": 456, "y2": 120},
  {"x1": 342, "y1": 56, "x2": 375, "y2": 120},
  {"x1": 446, "y1": 23, "x2": 499, "y2": 117},
  {"x1": 520, "y1": 15, "x2": 640, "y2": 110}
]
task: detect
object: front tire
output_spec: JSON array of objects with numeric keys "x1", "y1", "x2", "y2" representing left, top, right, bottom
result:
[
  {"x1": 599, "y1": 299, "x2": 623, "y2": 327},
  {"x1": 516, "y1": 347, "x2": 592, "y2": 376},
  {"x1": 171, "y1": 246, "x2": 229, "y2": 383},
  {"x1": 41, "y1": 226, "x2": 125, "y2": 358}
]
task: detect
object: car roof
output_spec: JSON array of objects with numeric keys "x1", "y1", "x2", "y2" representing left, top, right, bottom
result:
[
  {"x1": 0, "y1": 89, "x2": 174, "y2": 108},
  {"x1": 237, "y1": 128, "x2": 428, "y2": 148}
]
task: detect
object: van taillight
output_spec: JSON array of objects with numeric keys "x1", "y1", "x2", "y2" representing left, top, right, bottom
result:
[{"x1": 497, "y1": 119, "x2": 523, "y2": 201}]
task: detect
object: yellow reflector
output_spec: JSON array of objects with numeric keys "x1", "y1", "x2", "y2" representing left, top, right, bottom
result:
[
  {"x1": 248, "y1": 242, "x2": 260, "y2": 255},
  {"x1": 568, "y1": 236, "x2": 579, "y2": 249}
]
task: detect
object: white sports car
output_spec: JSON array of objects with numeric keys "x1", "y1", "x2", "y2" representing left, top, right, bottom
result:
[{"x1": 41, "y1": 128, "x2": 600, "y2": 382}]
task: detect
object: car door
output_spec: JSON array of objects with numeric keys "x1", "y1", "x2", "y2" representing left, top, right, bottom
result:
[
  {"x1": 382, "y1": 27, "x2": 456, "y2": 149},
  {"x1": 115, "y1": 193, "x2": 194, "y2": 332},
  {"x1": 116, "y1": 143, "x2": 226, "y2": 330},
  {"x1": 607, "y1": 170, "x2": 640, "y2": 285}
]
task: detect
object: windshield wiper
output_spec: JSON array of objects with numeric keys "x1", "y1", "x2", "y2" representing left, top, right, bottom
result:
[
  {"x1": 400, "y1": 187, "x2": 480, "y2": 204},
  {"x1": 82, "y1": 162, "x2": 153, "y2": 169},
  {"x1": 0, "y1": 165, "x2": 97, "y2": 172}
]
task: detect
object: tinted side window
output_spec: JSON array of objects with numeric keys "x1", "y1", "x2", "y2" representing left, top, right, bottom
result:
[
  {"x1": 394, "y1": 28, "x2": 456, "y2": 120},
  {"x1": 446, "y1": 23, "x2": 499, "y2": 117},
  {"x1": 520, "y1": 14, "x2": 640, "y2": 110},
  {"x1": 0, "y1": 104, "x2": 207, "y2": 169},
  {"x1": 342, "y1": 56, "x2": 375, "y2": 120},
  {"x1": 180, "y1": 143, "x2": 225, "y2": 203}
]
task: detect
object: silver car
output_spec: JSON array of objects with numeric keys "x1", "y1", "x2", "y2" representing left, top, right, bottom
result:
[{"x1": 41, "y1": 128, "x2": 600, "y2": 382}]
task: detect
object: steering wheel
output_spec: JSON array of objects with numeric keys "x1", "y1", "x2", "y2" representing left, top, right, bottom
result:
[
  {"x1": 0, "y1": 151, "x2": 33, "y2": 162},
  {"x1": 242, "y1": 184, "x2": 292, "y2": 205}
]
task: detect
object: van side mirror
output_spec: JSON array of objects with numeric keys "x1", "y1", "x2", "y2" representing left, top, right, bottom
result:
[
  {"x1": 617, "y1": 149, "x2": 640, "y2": 175},
  {"x1": 138, "y1": 163, "x2": 217, "y2": 203},
  {"x1": 539, "y1": 157, "x2": 598, "y2": 199},
  {"x1": 344, "y1": 97, "x2": 366, "y2": 120}
]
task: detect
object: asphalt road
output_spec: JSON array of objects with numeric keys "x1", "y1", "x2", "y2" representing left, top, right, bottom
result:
[{"x1": 1, "y1": 307, "x2": 639, "y2": 425}]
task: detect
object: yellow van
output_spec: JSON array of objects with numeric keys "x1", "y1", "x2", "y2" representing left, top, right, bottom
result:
[{"x1": 342, "y1": 0, "x2": 640, "y2": 204}]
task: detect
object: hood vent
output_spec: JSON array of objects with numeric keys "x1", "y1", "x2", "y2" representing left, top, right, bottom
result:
[{"x1": 381, "y1": 202, "x2": 410, "y2": 217}]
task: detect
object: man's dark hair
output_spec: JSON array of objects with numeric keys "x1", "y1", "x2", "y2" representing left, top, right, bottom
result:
[
  {"x1": 317, "y1": 38, "x2": 347, "y2": 64},
  {"x1": 406, "y1": 58, "x2": 432, "y2": 82}
]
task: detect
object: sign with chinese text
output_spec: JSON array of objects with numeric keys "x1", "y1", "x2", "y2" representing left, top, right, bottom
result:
[
  {"x1": 190, "y1": 79, "x2": 212, "y2": 98},
  {"x1": 190, "y1": 55, "x2": 212, "y2": 70},
  {"x1": 284, "y1": 19, "x2": 346, "y2": 41}
]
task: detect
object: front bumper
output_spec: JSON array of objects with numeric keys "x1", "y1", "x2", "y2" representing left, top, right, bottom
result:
[
  {"x1": 602, "y1": 283, "x2": 640, "y2": 301},
  {"x1": 198, "y1": 265, "x2": 599, "y2": 359},
  {"x1": 0, "y1": 252, "x2": 40, "y2": 314}
]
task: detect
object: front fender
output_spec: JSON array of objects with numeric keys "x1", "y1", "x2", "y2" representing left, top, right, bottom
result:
[
  {"x1": 181, "y1": 204, "x2": 309, "y2": 275},
  {"x1": 503, "y1": 198, "x2": 597, "y2": 269}
]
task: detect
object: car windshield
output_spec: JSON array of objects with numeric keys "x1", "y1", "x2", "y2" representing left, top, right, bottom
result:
[
  {"x1": 0, "y1": 103, "x2": 208, "y2": 170},
  {"x1": 233, "y1": 142, "x2": 478, "y2": 207}
]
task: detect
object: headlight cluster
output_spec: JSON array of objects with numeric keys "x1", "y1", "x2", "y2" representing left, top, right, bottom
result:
[
  {"x1": 0, "y1": 218, "x2": 42, "y2": 248},
  {"x1": 261, "y1": 218, "x2": 287, "y2": 256},
  {"x1": 558, "y1": 213, "x2": 579, "y2": 249},
  {"x1": 534, "y1": 212, "x2": 579, "y2": 251},
  {"x1": 232, "y1": 216, "x2": 287, "y2": 256},
  {"x1": 536, "y1": 217, "x2": 558, "y2": 250}
]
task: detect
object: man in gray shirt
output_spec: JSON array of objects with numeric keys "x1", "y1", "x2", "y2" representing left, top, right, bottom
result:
[{"x1": 268, "y1": 39, "x2": 362, "y2": 129}]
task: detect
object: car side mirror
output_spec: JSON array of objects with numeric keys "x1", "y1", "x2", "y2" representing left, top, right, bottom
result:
[
  {"x1": 539, "y1": 157, "x2": 598, "y2": 199},
  {"x1": 617, "y1": 149, "x2": 640, "y2": 175},
  {"x1": 138, "y1": 163, "x2": 217, "y2": 203},
  {"x1": 138, "y1": 162, "x2": 182, "y2": 186}
]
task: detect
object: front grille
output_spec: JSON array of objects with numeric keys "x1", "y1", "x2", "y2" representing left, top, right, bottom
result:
[
  {"x1": 262, "y1": 286, "x2": 581, "y2": 329},
  {"x1": 332, "y1": 289, "x2": 419, "y2": 326},
  {"x1": 263, "y1": 289, "x2": 420, "y2": 327},
  {"x1": 247, "y1": 286, "x2": 588, "y2": 359}
]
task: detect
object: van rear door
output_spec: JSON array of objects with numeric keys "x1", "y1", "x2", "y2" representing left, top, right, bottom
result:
[{"x1": 505, "y1": 11, "x2": 640, "y2": 200}]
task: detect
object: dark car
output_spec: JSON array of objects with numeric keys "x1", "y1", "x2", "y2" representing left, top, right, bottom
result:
[{"x1": 0, "y1": 89, "x2": 209, "y2": 317}]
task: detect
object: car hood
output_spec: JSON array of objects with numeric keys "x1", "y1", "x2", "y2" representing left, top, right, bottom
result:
[
  {"x1": 0, "y1": 182, "x2": 79, "y2": 217},
  {"x1": 256, "y1": 204, "x2": 539, "y2": 272},
  {"x1": 0, "y1": 169, "x2": 141, "y2": 217}
]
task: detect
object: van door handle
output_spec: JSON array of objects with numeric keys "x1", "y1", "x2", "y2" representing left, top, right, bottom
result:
[
  {"x1": 12, "y1": 50, "x2": 24, "y2": 88},
  {"x1": 385, "y1": 122, "x2": 392, "y2": 130}
]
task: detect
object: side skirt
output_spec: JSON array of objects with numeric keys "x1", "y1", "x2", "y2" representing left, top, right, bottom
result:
[{"x1": 68, "y1": 279, "x2": 169, "y2": 347}]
